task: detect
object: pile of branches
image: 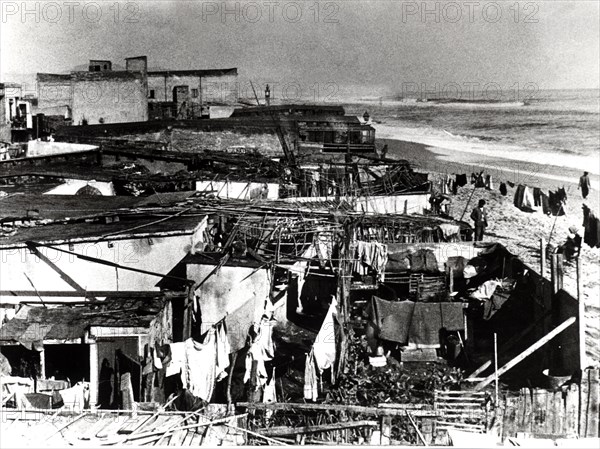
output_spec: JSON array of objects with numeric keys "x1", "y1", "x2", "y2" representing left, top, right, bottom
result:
[{"x1": 328, "y1": 332, "x2": 464, "y2": 406}]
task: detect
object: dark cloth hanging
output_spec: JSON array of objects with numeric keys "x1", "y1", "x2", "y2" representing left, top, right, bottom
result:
[
  {"x1": 507, "y1": 181, "x2": 515, "y2": 188},
  {"x1": 514, "y1": 185, "x2": 525, "y2": 208},
  {"x1": 456, "y1": 174, "x2": 468, "y2": 187},
  {"x1": 582, "y1": 205, "x2": 600, "y2": 248},
  {"x1": 549, "y1": 189, "x2": 566, "y2": 216},
  {"x1": 499, "y1": 182, "x2": 507, "y2": 196},
  {"x1": 533, "y1": 187, "x2": 542, "y2": 207}
]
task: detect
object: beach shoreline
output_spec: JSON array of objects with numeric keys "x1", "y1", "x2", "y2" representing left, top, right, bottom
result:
[
  {"x1": 378, "y1": 136, "x2": 600, "y2": 193},
  {"x1": 377, "y1": 135, "x2": 600, "y2": 363}
]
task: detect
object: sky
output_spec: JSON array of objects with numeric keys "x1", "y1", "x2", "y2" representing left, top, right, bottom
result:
[{"x1": 1, "y1": 0, "x2": 599, "y2": 97}]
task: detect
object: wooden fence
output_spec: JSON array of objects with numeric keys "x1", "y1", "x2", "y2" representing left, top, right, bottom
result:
[{"x1": 498, "y1": 367, "x2": 599, "y2": 440}]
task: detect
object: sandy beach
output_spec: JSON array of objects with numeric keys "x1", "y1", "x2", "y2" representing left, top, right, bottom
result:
[{"x1": 379, "y1": 136, "x2": 600, "y2": 365}]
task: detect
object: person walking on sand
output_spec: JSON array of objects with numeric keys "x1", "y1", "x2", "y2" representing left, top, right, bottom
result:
[
  {"x1": 470, "y1": 199, "x2": 489, "y2": 242},
  {"x1": 579, "y1": 171, "x2": 591, "y2": 199}
]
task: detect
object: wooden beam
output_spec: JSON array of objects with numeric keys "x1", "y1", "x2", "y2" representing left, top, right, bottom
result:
[
  {"x1": 25, "y1": 242, "x2": 91, "y2": 298},
  {"x1": 257, "y1": 420, "x2": 378, "y2": 437},
  {"x1": 236, "y1": 401, "x2": 436, "y2": 417},
  {"x1": 475, "y1": 317, "x2": 576, "y2": 390}
]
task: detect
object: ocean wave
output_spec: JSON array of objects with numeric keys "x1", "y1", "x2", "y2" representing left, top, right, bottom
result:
[{"x1": 374, "y1": 123, "x2": 600, "y2": 176}]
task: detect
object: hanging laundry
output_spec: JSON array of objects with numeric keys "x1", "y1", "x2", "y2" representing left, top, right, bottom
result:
[
  {"x1": 514, "y1": 185, "x2": 524, "y2": 207},
  {"x1": 582, "y1": 205, "x2": 600, "y2": 248},
  {"x1": 216, "y1": 322, "x2": 231, "y2": 382},
  {"x1": 224, "y1": 297, "x2": 256, "y2": 353},
  {"x1": 470, "y1": 279, "x2": 501, "y2": 301},
  {"x1": 303, "y1": 350, "x2": 318, "y2": 401},
  {"x1": 372, "y1": 297, "x2": 415, "y2": 344},
  {"x1": 244, "y1": 317, "x2": 275, "y2": 388},
  {"x1": 408, "y1": 303, "x2": 464, "y2": 348},
  {"x1": 514, "y1": 185, "x2": 535, "y2": 212},
  {"x1": 507, "y1": 181, "x2": 515, "y2": 188},
  {"x1": 533, "y1": 187, "x2": 542, "y2": 207},
  {"x1": 438, "y1": 223, "x2": 461, "y2": 241},
  {"x1": 183, "y1": 334, "x2": 217, "y2": 402},
  {"x1": 549, "y1": 190, "x2": 566, "y2": 216},
  {"x1": 58, "y1": 382, "x2": 90, "y2": 411},
  {"x1": 354, "y1": 241, "x2": 388, "y2": 280},
  {"x1": 456, "y1": 173, "x2": 468, "y2": 187},
  {"x1": 485, "y1": 175, "x2": 493, "y2": 190},
  {"x1": 499, "y1": 182, "x2": 507, "y2": 196},
  {"x1": 165, "y1": 342, "x2": 186, "y2": 378},
  {"x1": 263, "y1": 367, "x2": 277, "y2": 405},
  {"x1": 313, "y1": 298, "x2": 338, "y2": 375},
  {"x1": 541, "y1": 192, "x2": 550, "y2": 215}
]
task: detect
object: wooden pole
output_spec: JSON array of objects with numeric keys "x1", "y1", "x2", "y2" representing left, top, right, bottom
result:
[
  {"x1": 459, "y1": 186, "x2": 477, "y2": 222},
  {"x1": 576, "y1": 258, "x2": 586, "y2": 371},
  {"x1": 406, "y1": 411, "x2": 428, "y2": 446},
  {"x1": 494, "y1": 333, "x2": 499, "y2": 406},
  {"x1": 540, "y1": 238, "x2": 546, "y2": 277},
  {"x1": 475, "y1": 316, "x2": 576, "y2": 390},
  {"x1": 557, "y1": 253, "x2": 564, "y2": 292}
]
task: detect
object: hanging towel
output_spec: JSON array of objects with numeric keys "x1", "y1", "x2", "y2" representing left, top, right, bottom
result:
[
  {"x1": 216, "y1": 322, "x2": 231, "y2": 382},
  {"x1": 303, "y1": 350, "x2": 318, "y2": 401},
  {"x1": 183, "y1": 334, "x2": 217, "y2": 402},
  {"x1": 522, "y1": 186, "x2": 535, "y2": 210},
  {"x1": 165, "y1": 342, "x2": 186, "y2": 378},
  {"x1": 313, "y1": 298, "x2": 338, "y2": 374},
  {"x1": 456, "y1": 174, "x2": 468, "y2": 187}
]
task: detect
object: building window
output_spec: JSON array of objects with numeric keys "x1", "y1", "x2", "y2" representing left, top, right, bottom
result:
[
  {"x1": 191, "y1": 89, "x2": 199, "y2": 98},
  {"x1": 149, "y1": 89, "x2": 155, "y2": 99}
]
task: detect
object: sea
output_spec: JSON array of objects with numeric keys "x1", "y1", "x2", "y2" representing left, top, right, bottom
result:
[{"x1": 341, "y1": 89, "x2": 600, "y2": 178}]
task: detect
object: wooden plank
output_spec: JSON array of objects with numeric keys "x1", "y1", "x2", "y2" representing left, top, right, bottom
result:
[
  {"x1": 475, "y1": 317, "x2": 576, "y2": 390},
  {"x1": 258, "y1": 420, "x2": 378, "y2": 437},
  {"x1": 168, "y1": 428, "x2": 188, "y2": 447},
  {"x1": 580, "y1": 368, "x2": 590, "y2": 436},
  {"x1": 586, "y1": 368, "x2": 599, "y2": 437},
  {"x1": 504, "y1": 396, "x2": 517, "y2": 439},
  {"x1": 435, "y1": 391, "x2": 487, "y2": 396},
  {"x1": 523, "y1": 388, "x2": 532, "y2": 433},
  {"x1": 556, "y1": 389, "x2": 564, "y2": 435},
  {"x1": 565, "y1": 384, "x2": 579, "y2": 436},
  {"x1": 237, "y1": 402, "x2": 435, "y2": 417},
  {"x1": 180, "y1": 429, "x2": 194, "y2": 447},
  {"x1": 380, "y1": 417, "x2": 391, "y2": 445}
]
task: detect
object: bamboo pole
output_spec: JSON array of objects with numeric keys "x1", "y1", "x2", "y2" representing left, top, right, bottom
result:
[{"x1": 475, "y1": 317, "x2": 576, "y2": 390}]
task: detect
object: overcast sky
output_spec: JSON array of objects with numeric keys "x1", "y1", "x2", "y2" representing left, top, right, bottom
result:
[{"x1": 1, "y1": 0, "x2": 599, "y2": 96}]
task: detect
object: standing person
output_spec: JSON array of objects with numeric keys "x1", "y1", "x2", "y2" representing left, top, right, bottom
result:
[
  {"x1": 470, "y1": 199, "x2": 489, "y2": 242},
  {"x1": 579, "y1": 171, "x2": 591, "y2": 199}
]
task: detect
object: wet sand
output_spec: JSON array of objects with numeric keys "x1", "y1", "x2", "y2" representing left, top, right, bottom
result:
[{"x1": 379, "y1": 137, "x2": 600, "y2": 365}]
